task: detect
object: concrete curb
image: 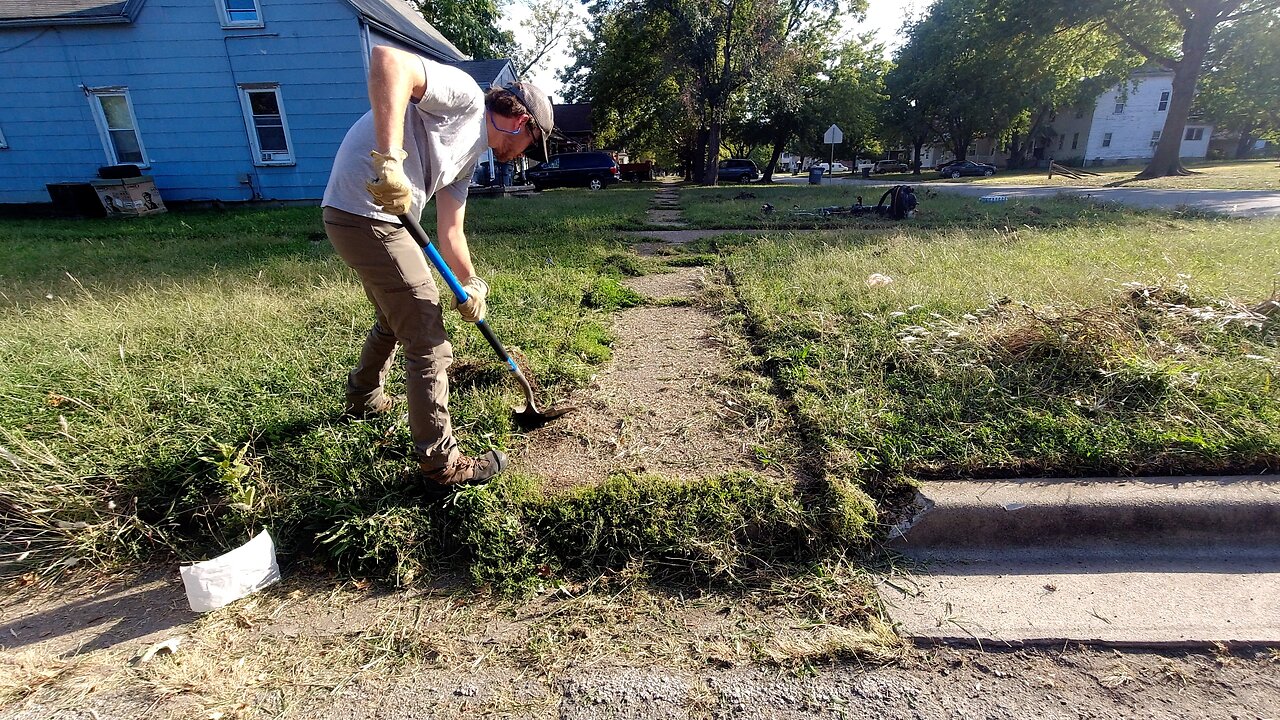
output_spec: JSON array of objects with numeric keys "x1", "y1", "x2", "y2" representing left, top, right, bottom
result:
[{"x1": 893, "y1": 476, "x2": 1280, "y2": 548}]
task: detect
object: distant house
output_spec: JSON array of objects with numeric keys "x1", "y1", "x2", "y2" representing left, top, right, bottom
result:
[
  {"x1": 0, "y1": 0, "x2": 487, "y2": 206},
  {"x1": 918, "y1": 68, "x2": 1215, "y2": 169},
  {"x1": 551, "y1": 103, "x2": 593, "y2": 153},
  {"x1": 1049, "y1": 68, "x2": 1213, "y2": 167}
]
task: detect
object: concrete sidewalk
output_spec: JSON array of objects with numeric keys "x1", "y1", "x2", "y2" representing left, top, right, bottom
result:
[{"x1": 880, "y1": 476, "x2": 1280, "y2": 647}]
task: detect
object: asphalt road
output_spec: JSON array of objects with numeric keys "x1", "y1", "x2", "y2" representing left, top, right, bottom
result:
[{"x1": 772, "y1": 174, "x2": 1280, "y2": 217}]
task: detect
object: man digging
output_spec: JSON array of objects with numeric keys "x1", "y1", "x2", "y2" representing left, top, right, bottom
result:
[{"x1": 321, "y1": 45, "x2": 553, "y2": 488}]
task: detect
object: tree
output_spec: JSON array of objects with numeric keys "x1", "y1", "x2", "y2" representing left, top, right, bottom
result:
[
  {"x1": 813, "y1": 38, "x2": 889, "y2": 165},
  {"x1": 656, "y1": 0, "x2": 793, "y2": 184},
  {"x1": 881, "y1": 66, "x2": 936, "y2": 175},
  {"x1": 563, "y1": 0, "x2": 857, "y2": 183},
  {"x1": 740, "y1": 5, "x2": 844, "y2": 181},
  {"x1": 893, "y1": 0, "x2": 1024, "y2": 163},
  {"x1": 411, "y1": 0, "x2": 513, "y2": 58},
  {"x1": 1195, "y1": 9, "x2": 1280, "y2": 157},
  {"x1": 504, "y1": 0, "x2": 584, "y2": 78},
  {"x1": 997, "y1": 0, "x2": 1280, "y2": 178},
  {"x1": 560, "y1": 2, "x2": 695, "y2": 169}
]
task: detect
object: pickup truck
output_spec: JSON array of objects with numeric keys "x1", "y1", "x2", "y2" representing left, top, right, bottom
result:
[{"x1": 618, "y1": 160, "x2": 654, "y2": 182}]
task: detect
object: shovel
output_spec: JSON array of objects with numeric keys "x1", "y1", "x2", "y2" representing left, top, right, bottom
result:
[{"x1": 397, "y1": 213, "x2": 575, "y2": 430}]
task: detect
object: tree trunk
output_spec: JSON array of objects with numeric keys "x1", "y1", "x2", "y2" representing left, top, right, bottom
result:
[
  {"x1": 693, "y1": 126, "x2": 709, "y2": 183},
  {"x1": 1139, "y1": 19, "x2": 1213, "y2": 179},
  {"x1": 911, "y1": 138, "x2": 925, "y2": 175},
  {"x1": 762, "y1": 128, "x2": 788, "y2": 183},
  {"x1": 1234, "y1": 127, "x2": 1257, "y2": 159},
  {"x1": 702, "y1": 121, "x2": 722, "y2": 185}
]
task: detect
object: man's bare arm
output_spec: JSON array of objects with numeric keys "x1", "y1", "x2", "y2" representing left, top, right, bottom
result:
[
  {"x1": 368, "y1": 45, "x2": 426, "y2": 154},
  {"x1": 435, "y1": 191, "x2": 476, "y2": 283}
]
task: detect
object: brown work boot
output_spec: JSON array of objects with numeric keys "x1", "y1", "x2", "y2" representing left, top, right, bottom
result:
[
  {"x1": 342, "y1": 393, "x2": 399, "y2": 420},
  {"x1": 419, "y1": 450, "x2": 508, "y2": 488}
]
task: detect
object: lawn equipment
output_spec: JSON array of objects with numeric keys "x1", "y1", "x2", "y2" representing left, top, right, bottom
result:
[
  {"x1": 764, "y1": 184, "x2": 919, "y2": 220},
  {"x1": 397, "y1": 213, "x2": 576, "y2": 430}
]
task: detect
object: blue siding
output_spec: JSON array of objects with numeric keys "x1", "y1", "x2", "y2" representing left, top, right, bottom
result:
[{"x1": 0, "y1": 0, "x2": 404, "y2": 204}]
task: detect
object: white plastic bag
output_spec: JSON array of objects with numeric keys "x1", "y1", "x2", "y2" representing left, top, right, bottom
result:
[{"x1": 180, "y1": 530, "x2": 281, "y2": 612}]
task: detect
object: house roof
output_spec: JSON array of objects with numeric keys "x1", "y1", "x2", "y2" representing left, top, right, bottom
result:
[
  {"x1": 453, "y1": 59, "x2": 514, "y2": 90},
  {"x1": 346, "y1": 0, "x2": 466, "y2": 62},
  {"x1": 553, "y1": 103, "x2": 591, "y2": 134},
  {"x1": 0, "y1": 0, "x2": 146, "y2": 26}
]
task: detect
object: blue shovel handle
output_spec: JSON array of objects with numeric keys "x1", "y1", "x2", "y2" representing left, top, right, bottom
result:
[{"x1": 396, "y1": 214, "x2": 539, "y2": 408}]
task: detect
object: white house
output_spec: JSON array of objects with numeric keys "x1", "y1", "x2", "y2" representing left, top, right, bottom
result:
[
  {"x1": 1051, "y1": 68, "x2": 1213, "y2": 166},
  {"x1": 914, "y1": 68, "x2": 1214, "y2": 169}
]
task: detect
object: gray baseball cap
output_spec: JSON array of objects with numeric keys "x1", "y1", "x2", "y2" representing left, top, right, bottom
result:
[{"x1": 504, "y1": 81, "x2": 554, "y2": 161}]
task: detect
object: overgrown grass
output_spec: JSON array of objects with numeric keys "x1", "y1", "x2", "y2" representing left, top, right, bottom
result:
[
  {"x1": 0, "y1": 189, "x2": 874, "y2": 589},
  {"x1": 714, "y1": 204, "x2": 1280, "y2": 483},
  {"x1": 676, "y1": 183, "x2": 1140, "y2": 230},
  {"x1": 4, "y1": 185, "x2": 1277, "y2": 590}
]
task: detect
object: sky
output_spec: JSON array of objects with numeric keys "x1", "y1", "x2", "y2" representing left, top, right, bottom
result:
[{"x1": 497, "y1": 0, "x2": 937, "y2": 103}]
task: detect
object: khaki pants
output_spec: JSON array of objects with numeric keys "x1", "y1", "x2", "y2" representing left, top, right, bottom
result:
[{"x1": 322, "y1": 207, "x2": 459, "y2": 471}]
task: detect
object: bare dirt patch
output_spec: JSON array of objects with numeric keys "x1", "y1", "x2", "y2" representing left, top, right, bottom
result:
[
  {"x1": 513, "y1": 267, "x2": 763, "y2": 493},
  {"x1": 4, "y1": 570, "x2": 1278, "y2": 720}
]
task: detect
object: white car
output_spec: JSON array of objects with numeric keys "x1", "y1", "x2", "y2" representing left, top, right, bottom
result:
[{"x1": 815, "y1": 162, "x2": 849, "y2": 173}]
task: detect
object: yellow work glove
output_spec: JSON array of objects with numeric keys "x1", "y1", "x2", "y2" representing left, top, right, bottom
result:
[
  {"x1": 450, "y1": 276, "x2": 489, "y2": 323},
  {"x1": 366, "y1": 149, "x2": 412, "y2": 214}
]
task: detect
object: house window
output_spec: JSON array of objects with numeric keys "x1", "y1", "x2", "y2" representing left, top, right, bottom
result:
[
  {"x1": 1102, "y1": 132, "x2": 1112, "y2": 147},
  {"x1": 1158, "y1": 91, "x2": 1169, "y2": 111},
  {"x1": 1114, "y1": 102, "x2": 1125, "y2": 114},
  {"x1": 1150, "y1": 130, "x2": 1162, "y2": 147},
  {"x1": 217, "y1": 0, "x2": 262, "y2": 28},
  {"x1": 1071, "y1": 133, "x2": 1079, "y2": 150},
  {"x1": 1075, "y1": 109, "x2": 1084, "y2": 119},
  {"x1": 1184, "y1": 126, "x2": 1204, "y2": 141},
  {"x1": 1058, "y1": 134, "x2": 1064, "y2": 150},
  {"x1": 88, "y1": 89, "x2": 146, "y2": 165},
  {"x1": 237, "y1": 84, "x2": 294, "y2": 165}
]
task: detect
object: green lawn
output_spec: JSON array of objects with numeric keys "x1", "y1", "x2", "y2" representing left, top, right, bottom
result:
[
  {"x1": 2, "y1": 186, "x2": 1276, "y2": 588},
  {"x1": 873, "y1": 158, "x2": 1280, "y2": 191},
  {"x1": 709, "y1": 197, "x2": 1280, "y2": 484}
]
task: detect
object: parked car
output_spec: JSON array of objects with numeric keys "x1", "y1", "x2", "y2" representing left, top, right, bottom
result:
[
  {"x1": 938, "y1": 160, "x2": 997, "y2": 178},
  {"x1": 525, "y1": 152, "x2": 620, "y2": 190},
  {"x1": 873, "y1": 160, "x2": 910, "y2": 174},
  {"x1": 814, "y1": 161, "x2": 849, "y2": 174},
  {"x1": 717, "y1": 158, "x2": 760, "y2": 183}
]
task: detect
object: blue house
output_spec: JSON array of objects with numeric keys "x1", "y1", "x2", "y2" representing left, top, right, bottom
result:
[{"x1": 0, "y1": 0, "x2": 511, "y2": 206}]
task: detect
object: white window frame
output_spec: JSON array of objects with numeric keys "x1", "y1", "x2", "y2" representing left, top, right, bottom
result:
[
  {"x1": 1158, "y1": 91, "x2": 1170, "y2": 111},
  {"x1": 1114, "y1": 102, "x2": 1125, "y2": 114},
  {"x1": 1184, "y1": 127, "x2": 1204, "y2": 141},
  {"x1": 217, "y1": 0, "x2": 263, "y2": 28},
  {"x1": 1102, "y1": 132, "x2": 1113, "y2": 147},
  {"x1": 1150, "y1": 130, "x2": 1162, "y2": 147},
  {"x1": 237, "y1": 83, "x2": 295, "y2": 166},
  {"x1": 86, "y1": 87, "x2": 148, "y2": 167}
]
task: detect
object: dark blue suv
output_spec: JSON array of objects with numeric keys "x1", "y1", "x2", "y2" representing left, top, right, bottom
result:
[
  {"x1": 526, "y1": 152, "x2": 620, "y2": 191},
  {"x1": 716, "y1": 158, "x2": 759, "y2": 183}
]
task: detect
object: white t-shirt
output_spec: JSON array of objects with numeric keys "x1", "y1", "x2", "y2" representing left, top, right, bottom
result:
[{"x1": 323, "y1": 56, "x2": 487, "y2": 223}]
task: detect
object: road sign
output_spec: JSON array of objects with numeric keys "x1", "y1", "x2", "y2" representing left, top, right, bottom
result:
[{"x1": 823, "y1": 124, "x2": 843, "y2": 145}]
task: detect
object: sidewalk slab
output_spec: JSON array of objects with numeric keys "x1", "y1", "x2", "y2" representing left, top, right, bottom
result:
[{"x1": 880, "y1": 545, "x2": 1280, "y2": 647}]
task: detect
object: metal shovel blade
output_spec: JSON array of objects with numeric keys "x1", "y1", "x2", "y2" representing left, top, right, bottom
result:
[{"x1": 510, "y1": 369, "x2": 575, "y2": 430}]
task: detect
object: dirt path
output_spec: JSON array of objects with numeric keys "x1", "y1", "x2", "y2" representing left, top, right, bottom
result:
[
  {"x1": 512, "y1": 181, "x2": 769, "y2": 493},
  {"x1": 512, "y1": 265, "x2": 762, "y2": 493}
]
